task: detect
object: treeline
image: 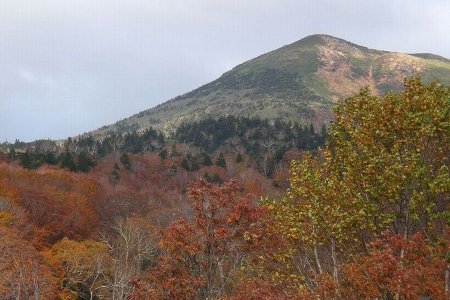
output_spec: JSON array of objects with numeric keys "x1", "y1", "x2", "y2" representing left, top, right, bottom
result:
[
  {"x1": 3, "y1": 128, "x2": 165, "y2": 172},
  {"x1": 17, "y1": 150, "x2": 96, "y2": 172},
  {"x1": 67, "y1": 127, "x2": 165, "y2": 156},
  {"x1": 175, "y1": 116, "x2": 327, "y2": 177},
  {"x1": 4, "y1": 117, "x2": 326, "y2": 177},
  {"x1": 175, "y1": 116, "x2": 327, "y2": 153}
]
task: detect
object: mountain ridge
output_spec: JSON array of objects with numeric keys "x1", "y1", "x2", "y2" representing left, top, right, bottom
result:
[{"x1": 89, "y1": 34, "x2": 450, "y2": 137}]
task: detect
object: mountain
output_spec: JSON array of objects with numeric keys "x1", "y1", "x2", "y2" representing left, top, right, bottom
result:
[{"x1": 92, "y1": 34, "x2": 450, "y2": 136}]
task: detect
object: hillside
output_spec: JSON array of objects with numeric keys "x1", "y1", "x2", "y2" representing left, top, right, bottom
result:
[{"x1": 91, "y1": 34, "x2": 450, "y2": 136}]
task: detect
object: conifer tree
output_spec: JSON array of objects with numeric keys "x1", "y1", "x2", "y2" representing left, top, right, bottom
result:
[
  {"x1": 235, "y1": 153, "x2": 243, "y2": 163},
  {"x1": 215, "y1": 152, "x2": 226, "y2": 168},
  {"x1": 120, "y1": 152, "x2": 131, "y2": 170}
]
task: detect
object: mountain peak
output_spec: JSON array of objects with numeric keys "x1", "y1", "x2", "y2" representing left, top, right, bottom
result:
[
  {"x1": 90, "y1": 35, "x2": 450, "y2": 138},
  {"x1": 293, "y1": 34, "x2": 356, "y2": 46},
  {"x1": 299, "y1": 33, "x2": 342, "y2": 41}
]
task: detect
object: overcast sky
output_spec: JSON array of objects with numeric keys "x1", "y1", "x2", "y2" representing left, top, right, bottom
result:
[{"x1": 1, "y1": 0, "x2": 449, "y2": 142}]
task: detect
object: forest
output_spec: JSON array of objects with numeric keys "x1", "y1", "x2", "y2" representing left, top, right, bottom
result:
[
  {"x1": 0, "y1": 78, "x2": 449, "y2": 299},
  {"x1": 4, "y1": 116, "x2": 327, "y2": 178}
]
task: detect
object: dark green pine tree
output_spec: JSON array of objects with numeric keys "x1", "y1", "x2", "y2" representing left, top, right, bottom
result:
[
  {"x1": 191, "y1": 159, "x2": 200, "y2": 171},
  {"x1": 44, "y1": 151, "x2": 58, "y2": 165},
  {"x1": 215, "y1": 152, "x2": 226, "y2": 168},
  {"x1": 201, "y1": 153, "x2": 213, "y2": 166},
  {"x1": 235, "y1": 153, "x2": 243, "y2": 164},
  {"x1": 60, "y1": 152, "x2": 77, "y2": 172},
  {"x1": 159, "y1": 149, "x2": 168, "y2": 159},
  {"x1": 120, "y1": 152, "x2": 131, "y2": 170},
  {"x1": 77, "y1": 151, "x2": 96, "y2": 173},
  {"x1": 203, "y1": 171, "x2": 212, "y2": 182},
  {"x1": 19, "y1": 152, "x2": 33, "y2": 169},
  {"x1": 181, "y1": 158, "x2": 190, "y2": 171},
  {"x1": 211, "y1": 174, "x2": 222, "y2": 184},
  {"x1": 157, "y1": 132, "x2": 165, "y2": 145},
  {"x1": 319, "y1": 124, "x2": 328, "y2": 145}
]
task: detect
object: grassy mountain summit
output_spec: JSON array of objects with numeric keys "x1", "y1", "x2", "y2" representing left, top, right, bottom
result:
[{"x1": 93, "y1": 34, "x2": 450, "y2": 136}]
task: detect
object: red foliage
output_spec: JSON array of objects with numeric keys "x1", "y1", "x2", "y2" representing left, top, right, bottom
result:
[
  {"x1": 136, "y1": 178, "x2": 265, "y2": 299},
  {"x1": 91, "y1": 153, "x2": 190, "y2": 226},
  {"x1": 0, "y1": 164, "x2": 100, "y2": 247},
  {"x1": 341, "y1": 233, "x2": 448, "y2": 300},
  {"x1": 227, "y1": 278, "x2": 291, "y2": 300},
  {"x1": 132, "y1": 257, "x2": 205, "y2": 300}
]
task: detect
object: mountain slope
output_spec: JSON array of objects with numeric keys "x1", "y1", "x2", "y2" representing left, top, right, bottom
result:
[{"x1": 92, "y1": 34, "x2": 450, "y2": 136}]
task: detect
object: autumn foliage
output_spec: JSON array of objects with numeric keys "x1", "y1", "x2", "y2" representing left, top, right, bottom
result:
[
  {"x1": 341, "y1": 233, "x2": 448, "y2": 299},
  {"x1": 0, "y1": 78, "x2": 448, "y2": 299},
  {"x1": 134, "y1": 178, "x2": 265, "y2": 299},
  {"x1": 255, "y1": 78, "x2": 450, "y2": 298}
]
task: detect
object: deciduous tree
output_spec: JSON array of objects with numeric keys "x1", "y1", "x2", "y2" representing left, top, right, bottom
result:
[{"x1": 136, "y1": 179, "x2": 264, "y2": 299}]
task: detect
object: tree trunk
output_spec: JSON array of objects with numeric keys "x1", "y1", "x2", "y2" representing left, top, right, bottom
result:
[
  {"x1": 445, "y1": 263, "x2": 449, "y2": 293},
  {"x1": 331, "y1": 238, "x2": 339, "y2": 284},
  {"x1": 314, "y1": 244, "x2": 323, "y2": 275}
]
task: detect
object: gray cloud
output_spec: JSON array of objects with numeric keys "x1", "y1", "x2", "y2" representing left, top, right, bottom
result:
[{"x1": 1, "y1": 0, "x2": 449, "y2": 141}]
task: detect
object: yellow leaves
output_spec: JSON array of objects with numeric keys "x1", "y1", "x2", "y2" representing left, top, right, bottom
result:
[
  {"x1": 0, "y1": 212, "x2": 13, "y2": 226},
  {"x1": 326, "y1": 77, "x2": 450, "y2": 233},
  {"x1": 265, "y1": 152, "x2": 365, "y2": 249},
  {"x1": 428, "y1": 165, "x2": 450, "y2": 194},
  {"x1": 256, "y1": 78, "x2": 449, "y2": 293},
  {"x1": 58, "y1": 290, "x2": 77, "y2": 300},
  {"x1": 45, "y1": 238, "x2": 109, "y2": 283}
]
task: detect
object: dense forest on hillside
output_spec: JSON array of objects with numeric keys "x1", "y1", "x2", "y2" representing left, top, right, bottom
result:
[
  {"x1": 2, "y1": 117, "x2": 326, "y2": 178},
  {"x1": 0, "y1": 78, "x2": 449, "y2": 299}
]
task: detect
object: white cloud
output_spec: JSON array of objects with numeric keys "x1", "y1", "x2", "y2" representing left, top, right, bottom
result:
[{"x1": 17, "y1": 70, "x2": 57, "y2": 89}]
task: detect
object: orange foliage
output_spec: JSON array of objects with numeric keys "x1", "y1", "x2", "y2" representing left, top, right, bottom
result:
[
  {"x1": 0, "y1": 227, "x2": 57, "y2": 299},
  {"x1": 227, "y1": 278, "x2": 291, "y2": 300},
  {"x1": 243, "y1": 179, "x2": 265, "y2": 197},
  {"x1": 0, "y1": 153, "x2": 7, "y2": 163},
  {"x1": 134, "y1": 179, "x2": 265, "y2": 299},
  {"x1": 0, "y1": 164, "x2": 100, "y2": 247},
  {"x1": 132, "y1": 255, "x2": 205, "y2": 300},
  {"x1": 340, "y1": 233, "x2": 448, "y2": 300}
]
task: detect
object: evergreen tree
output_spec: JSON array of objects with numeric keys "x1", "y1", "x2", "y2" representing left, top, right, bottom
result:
[
  {"x1": 120, "y1": 152, "x2": 131, "y2": 170},
  {"x1": 181, "y1": 158, "x2": 190, "y2": 171},
  {"x1": 215, "y1": 153, "x2": 226, "y2": 168},
  {"x1": 201, "y1": 153, "x2": 213, "y2": 166},
  {"x1": 319, "y1": 124, "x2": 328, "y2": 146},
  {"x1": 274, "y1": 147, "x2": 287, "y2": 162},
  {"x1": 60, "y1": 152, "x2": 77, "y2": 172},
  {"x1": 44, "y1": 151, "x2": 58, "y2": 165},
  {"x1": 191, "y1": 159, "x2": 200, "y2": 171},
  {"x1": 19, "y1": 152, "x2": 33, "y2": 169},
  {"x1": 77, "y1": 151, "x2": 95, "y2": 173},
  {"x1": 203, "y1": 171, "x2": 212, "y2": 182},
  {"x1": 157, "y1": 132, "x2": 165, "y2": 145},
  {"x1": 309, "y1": 123, "x2": 315, "y2": 135},
  {"x1": 235, "y1": 153, "x2": 243, "y2": 164},
  {"x1": 211, "y1": 174, "x2": 222, "y2": 184},
  {"x1": 159, "y1": 149, "x2": 168, "y2": 159}
]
